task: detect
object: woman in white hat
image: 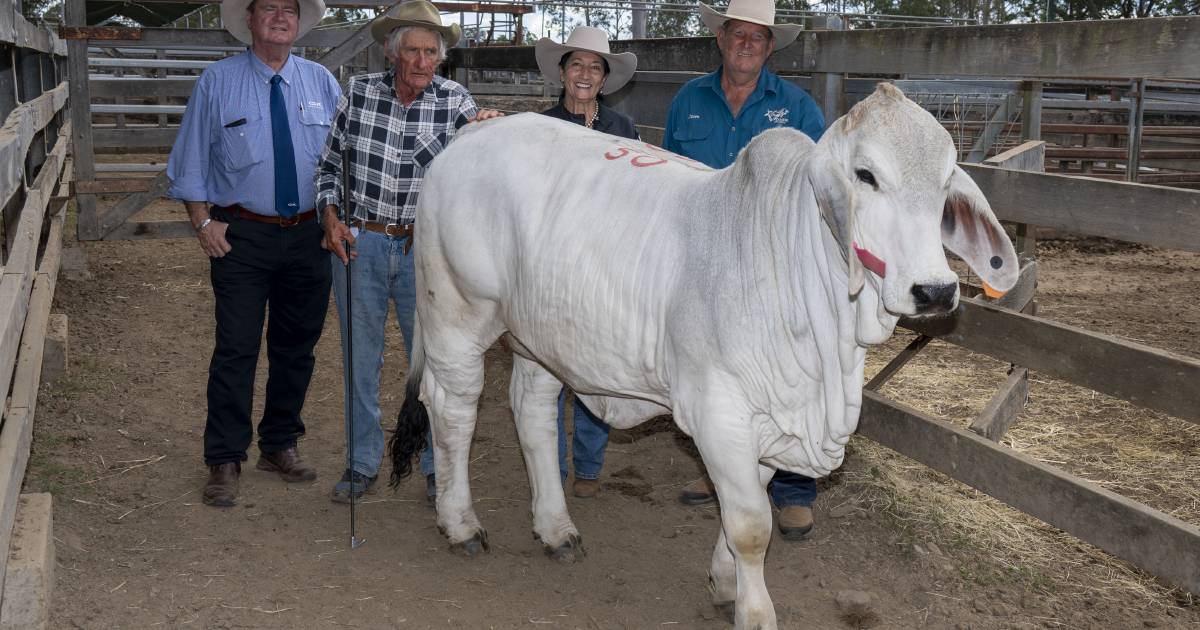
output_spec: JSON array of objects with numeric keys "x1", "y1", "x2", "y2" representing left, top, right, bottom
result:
[
  {"x1": 532, "y1": 26, "x2": 638, "y2": 498},
  {"x1": 534, "y1": 26, "x2": 639, "y2": 140}
]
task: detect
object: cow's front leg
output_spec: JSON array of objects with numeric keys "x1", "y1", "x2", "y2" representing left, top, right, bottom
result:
[
  {"x1": 709, "y1": 463, "x2": 776, "y2": 623},
  {"x1": 510, "y1": 355, "x2": 583, "y2": 563},
  {"x1": 695, "y1": 426, "x2": 776, "y2": 629},
  {"x1": 423, "y1": 356, "x2": 489, "y2": 556}
]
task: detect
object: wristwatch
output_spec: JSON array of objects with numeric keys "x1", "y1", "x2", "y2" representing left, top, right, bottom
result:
[{"x1": 196, "y1": 218, "x2": 213, "y2": 233}]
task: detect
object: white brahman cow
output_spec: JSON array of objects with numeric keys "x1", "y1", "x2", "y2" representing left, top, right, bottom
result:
[{"x1": 389, "y1": 83, "x2": 1018, "y2": 629}]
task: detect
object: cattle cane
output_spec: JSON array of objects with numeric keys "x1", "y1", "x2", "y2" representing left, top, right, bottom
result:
[{"x1": 342, "y1": 148, "x2": 364, "y2": 550}]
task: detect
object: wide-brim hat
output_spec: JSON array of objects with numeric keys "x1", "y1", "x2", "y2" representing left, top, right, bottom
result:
[
  {"x1": 370, "y1": 0, "x2": 461, "y2": 49},
  {"x1": 699, "y1": 0, "x2": 802, "y2": 50},
  {"x1": 534, "y1": 26, "x2": 637, "y2": 95},
  {"x1": 222, "y1": 0, "x2": 326, "y2": 46}
]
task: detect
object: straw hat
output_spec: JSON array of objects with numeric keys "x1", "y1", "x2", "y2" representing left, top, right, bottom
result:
[
  {"x1": 370, "y1": 0, "x2": 461, "y2": 49},
  {"x1": 534, "y1": 26, "x2": 637, "y2": 95},
  {"x1": 699, "y1": 0, "x2": 802, "y2": 50},
  {"x1": 221, "y1": 0, "x2": 326, "y2": 46}
]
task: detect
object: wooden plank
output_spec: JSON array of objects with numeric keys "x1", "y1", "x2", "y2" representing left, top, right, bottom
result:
[
  {"x1": 66, "y1": 0, "x2": 99, "y2": 240},
  {"x1": 0, "y1": 406, "x2": 32, "y2": 600},
  {"x1": 89, "y1": 76, "x2": 196, "y2": 99},
  {"x1": 0, "y1": 0, "x2": 14, "y2": 46},
  {"x1": 963, "y1": 164, "x2": 1200, "y2": 253},
  {"x1": 901, "y1": 297, "x2": 1200, "y2": 424},
  {"x1": 1046, "y1": 147, "x2": 1200, "y2": 160},
  {"x1": 858, "y1": 391, "x2": 1200, "y2": 595},
  {"x1": 102, "y1": 219, "x2": 194, "y2": 240},
  {"x1": 803, "y1": 17, "x2": 1200, "y2": 79},
  {"x1": 984, "y1": 140, "x2": 1045, "y2": 172},
  {"x1": 59, "y1": 26, "x2": 142, "y2": 40},
  {"x1": 92, "y1": 127, "x2": 178, "y2": 148},
  {"x1": 989, "y1": 260, "x2": 1037, "y2": 313},
  {"x1": 0, "y1": 83, "x2": 69, "y2": 210},
  {"x1": 75, "y1": 179, "x2": 155, "y2": 194},
  {"x1": 7, "y1": 126, "x2": 67, "y2": 289},
  {"x1": 968, "y1": 367, "x2": 1029, "y2": 441},
  {"x1": 80, "y1": 25, "x2": 358, "y2": 49},
  {"x1": 12, "y1": 13, "x2": 55, "y2": 55},
  {"x1": 95, "y1": 172, "x2": 171, "y2": 238},
  {"x1": 864, "y1": 335, "x2": 932, "y2": 392},
  {"x1": 449, "y1": 38, "x2": 723, "y2": 73}
]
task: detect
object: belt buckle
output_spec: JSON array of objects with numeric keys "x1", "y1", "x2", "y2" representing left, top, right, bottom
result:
[
  {"x1": 384, "y1": 222, "x2": 405, "y2": 237},
  {"x1": 279, "y1": 214, "x2": 301, "y2": 228}
]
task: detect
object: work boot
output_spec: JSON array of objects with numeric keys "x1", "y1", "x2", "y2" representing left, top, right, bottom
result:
[
  {"x1": 256, "y1": 445, "x2": 317, "y2": 482},
  {"x1": 202, "y1": 462, "x2": 241, "y2": 507},
  {"x1": 425, "y1": 474, "x2": 436, "y2": 507},
  {"x1": 330, "y1": 469, "x2": 376, "y2": 504},
  {"x1": 678, "y1": 476, "x2": 717, "y2": 506},
  {"x1": 572, "y1": 478, "x2": 600, "y2": 499},
  {"x1": 778, "y1": 505, "x2": 815, "y2": 540}
]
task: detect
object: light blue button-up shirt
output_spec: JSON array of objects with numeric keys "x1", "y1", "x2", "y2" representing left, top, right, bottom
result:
[
  {"x1": 166, "y1": 50, "x2": 341, "y2": 216},
  {"x1": 663, "y1": 66, "x2": 825, "y2": 169}
]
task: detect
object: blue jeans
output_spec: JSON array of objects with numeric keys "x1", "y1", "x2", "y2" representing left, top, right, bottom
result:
[
  {"x1": 330, "y1": 228, "x2": 433, "y2": 479},
  {"x1": 769, "y1": 470, "x2": 817, "y2": 508},
  {"x1": 557, "y1": 389, "x2": 610, "y2": 482}
]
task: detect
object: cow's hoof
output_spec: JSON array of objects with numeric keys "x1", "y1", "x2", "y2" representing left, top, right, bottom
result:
[
  {"x1": 448, "y1": 531, "x2": 489, "y2": 557},
  {"x1": 544, "y1": 533, "x2": 585, "y2": 564},
  {"x1": 713, "y1": 601, "x2": 735, "y2": 625}
]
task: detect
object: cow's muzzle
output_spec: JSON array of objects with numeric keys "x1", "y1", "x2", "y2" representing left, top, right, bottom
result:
[{"x1": 910, "y1": 282, "x2": 958, "y2": 314}]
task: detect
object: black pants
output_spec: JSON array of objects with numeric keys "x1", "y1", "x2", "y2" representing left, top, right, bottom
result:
[{"x1": 203, "y1": 209, "x2": 331, "y2": 466}]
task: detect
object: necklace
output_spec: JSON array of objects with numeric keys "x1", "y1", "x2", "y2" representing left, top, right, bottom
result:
[{"x1": 585, "y1": 100, "x2": 598, "y2": 129}]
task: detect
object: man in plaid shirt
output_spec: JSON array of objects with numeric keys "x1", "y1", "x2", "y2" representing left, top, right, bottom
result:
[{"x1": 315, "y1": 0, "x2": 500, "y2": 503}]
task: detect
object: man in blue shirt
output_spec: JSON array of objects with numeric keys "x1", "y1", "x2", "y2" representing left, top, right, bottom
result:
[
  {"x1": 166, "y1": 0, "x2": 341, "y2": 507},
  {"x1": 663, "y1": 0, "x2": 825, "y2": 540}
]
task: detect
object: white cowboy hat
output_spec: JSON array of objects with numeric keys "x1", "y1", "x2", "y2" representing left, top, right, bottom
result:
[
  {"x1": 222, "y1": 0, "x2": 327, "y2": 46},
  {"x1": 699, "y1": 0, "x2": 802, "y2": 50},
  {"x1": 370, "y1": 0, "x2": 461, "y2": 49},
  {"x1": 535, "y1": 26, "x2": 638, "y2": 95}
]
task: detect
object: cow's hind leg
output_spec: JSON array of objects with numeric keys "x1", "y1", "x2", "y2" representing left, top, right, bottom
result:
[
  {"x1": 693, "y1": 419, "x2": 777, "y2": 629},
  {"x1": 423, "y1": 339, "x2": 491, "y2": 556},
  {"x1": 510, "y1": 355, "x2": 583, "y2": 563}
]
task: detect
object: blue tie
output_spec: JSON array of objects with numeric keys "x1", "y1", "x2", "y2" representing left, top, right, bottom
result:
[{"x1": 270, "y1": 75, "x2": 299, "y2": 217}]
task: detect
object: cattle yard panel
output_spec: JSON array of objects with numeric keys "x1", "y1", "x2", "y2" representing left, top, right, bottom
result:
[
  {"x1": 0, "y1": 3, "x2": 71, "y2": 613},
  {"x1": 442, "y1": 18, "x2": 1200, "y2": 596},
  {"x1": 56, "y1": 13, "x2": 1200, "y2": 594}
]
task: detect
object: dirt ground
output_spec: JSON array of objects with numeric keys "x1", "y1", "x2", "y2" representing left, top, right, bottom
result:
[{"x1": 25, "y1": 199, "x2": 1200, "y2": 629}]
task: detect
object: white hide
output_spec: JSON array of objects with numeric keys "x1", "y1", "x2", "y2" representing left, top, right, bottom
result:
[{"x1": 410, "y1": 84, "x2": 1018, "y2": 630}]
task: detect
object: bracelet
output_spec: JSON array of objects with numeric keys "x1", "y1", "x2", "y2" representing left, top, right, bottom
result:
[{"x1": 196, "y1": 218, "x2": 213, "y2": 233}]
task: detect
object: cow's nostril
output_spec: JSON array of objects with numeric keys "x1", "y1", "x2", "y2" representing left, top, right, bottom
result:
[{"x1": 911, "y1": 283, "x2": 958, "y2": 312}]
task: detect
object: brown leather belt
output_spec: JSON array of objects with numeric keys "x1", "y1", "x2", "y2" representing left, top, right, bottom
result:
[
  {"x1": 219, "y1": 204, "x2": 317, "y2": 227},
  {"x1": 355, "y1": 220, "x2": 414, "y2": 254},
  {"x1": 355, "y1": 220, "x2": 413, "y2": 238}
]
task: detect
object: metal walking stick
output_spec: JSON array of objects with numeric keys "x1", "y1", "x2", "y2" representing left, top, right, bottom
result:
[{"x1": 342, "y1": 147, "x2": 364, "y2": 550}]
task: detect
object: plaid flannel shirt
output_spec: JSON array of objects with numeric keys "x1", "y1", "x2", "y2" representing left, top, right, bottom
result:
[{"x1": 315, "y1": 72, "x2": 478, "y2": 224}]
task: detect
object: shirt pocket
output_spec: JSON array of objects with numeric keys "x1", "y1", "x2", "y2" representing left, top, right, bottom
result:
[
  {"x1": 218, "y1": 113, "x2": 267, "y2": 172},
  {"x1": 412, "y1": 131, "x2": 447, "y2": 169},
  {"x1": 298, "y1": 106, "x2": 332, "y2": 163},
  {"x1": 671, "y1": 116, "x2": 712, "y2": 148}
]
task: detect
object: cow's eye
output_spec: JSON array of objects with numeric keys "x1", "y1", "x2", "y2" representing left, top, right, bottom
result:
[{"x1": 855, "y1": 169, "x2": 877, "y2": 187}]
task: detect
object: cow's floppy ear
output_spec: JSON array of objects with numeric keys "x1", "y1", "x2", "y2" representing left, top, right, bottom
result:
[
  {"x1": 943, "y1": 166, "x2": 1019, "y2": 293},
  {"x1": 810, "y1": 148, "x2": 862, "y2": 295}
]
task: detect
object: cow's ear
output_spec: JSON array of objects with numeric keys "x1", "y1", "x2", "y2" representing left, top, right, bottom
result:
[
  {"x1": 943, "y1": 166, "x2": 1019, "y2": 293},
  {"x1": 810, "y1": 149, "x2": 862, "y2": 295}
]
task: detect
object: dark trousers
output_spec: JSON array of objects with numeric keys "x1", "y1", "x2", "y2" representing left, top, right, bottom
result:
[{"x1": 203, "y1": 209, "x2": 331, "y2": 466}]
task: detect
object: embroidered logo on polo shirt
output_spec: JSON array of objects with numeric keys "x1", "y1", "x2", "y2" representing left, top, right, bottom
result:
[
  {"x1": 765, "y1": 108, "x2": 790, "y2": 125},
  {"x1": 688, "y1": 114, "x2": 701, "y2": 119},
  {"x1": 307, "y1": 101, "x2": 325, "y2": 110}
]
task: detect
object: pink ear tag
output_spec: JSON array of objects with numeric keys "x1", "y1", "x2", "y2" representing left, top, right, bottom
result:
[{"x1": 852, "y1": 241, "x2": 887, "y2": 278}]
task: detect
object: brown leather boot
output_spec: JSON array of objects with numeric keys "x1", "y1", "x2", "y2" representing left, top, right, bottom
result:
[
  {"x1": 572, "y1": 478, "x2": 600, "y2": 498},
  {"x1": 778, "y1": 505, "x2": 814, "y2": 540},
  {"x1": 678, "y1": 476, "x2": 717, "y2": 505},
  {"x1": 256, "y1": 446, "x2": 317, "y2": 482},
  {"x1": 203, "y1": 462, "x2": 240, "y2": 507}
]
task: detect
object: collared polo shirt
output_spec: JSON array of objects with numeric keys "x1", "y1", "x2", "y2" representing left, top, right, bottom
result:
[
  {"x1": 166, "y1": 50, "x2": 341, "y2": 215},
  {"x1": 663, "y1": 66, "x2": 825, "y2": 169}
]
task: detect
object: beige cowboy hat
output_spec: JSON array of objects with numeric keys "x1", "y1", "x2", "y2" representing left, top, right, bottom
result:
[
  {"x1": 221, "y1": 0, "x2": 327, "y2": 46},
  {"x1": 699, "y1": 0, "x2": 802, "y2": 50},
  {"x1": 535, "y1": 26, "x2": 637, "y2": 95},
  {"x1": 370, "y1": 0, "x2": 461, "y2": 49}
]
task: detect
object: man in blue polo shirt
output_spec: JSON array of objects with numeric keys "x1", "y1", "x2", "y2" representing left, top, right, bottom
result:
[{"x1": 663, "y1": 0, "x2": 825, "y2": 540}]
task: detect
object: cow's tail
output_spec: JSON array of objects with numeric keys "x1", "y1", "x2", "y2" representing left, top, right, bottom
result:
[{"x1": 388, "y1": 314, "x2": 429, "y2": 488}]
